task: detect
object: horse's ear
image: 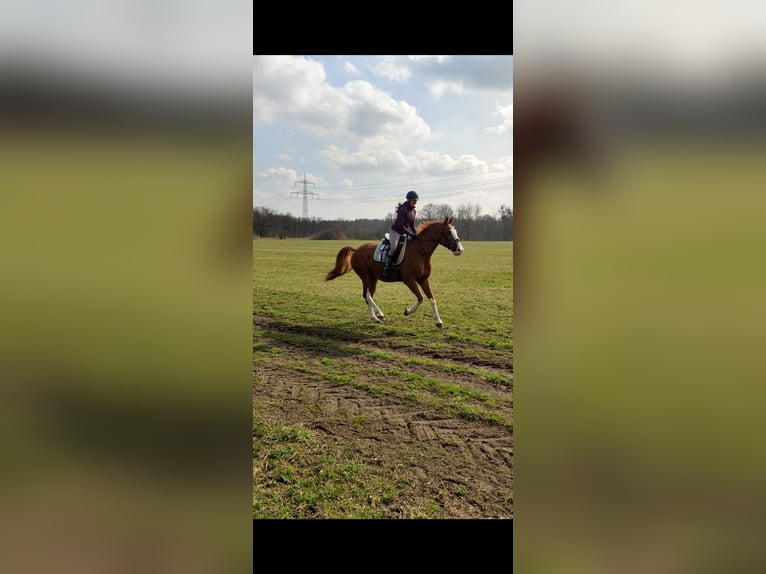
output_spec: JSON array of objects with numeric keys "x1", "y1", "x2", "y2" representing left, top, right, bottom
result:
[{"x1": 446, "y1": 216, "x2": 453, "y2": 224}]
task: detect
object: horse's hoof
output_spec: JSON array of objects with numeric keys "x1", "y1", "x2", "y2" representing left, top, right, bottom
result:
[
  {"x1": 436, "y1": 322, "x2": 444, "y2": 329},
  {"x1": 403, "y1": 308, "x2": 410, "y2": 316}
]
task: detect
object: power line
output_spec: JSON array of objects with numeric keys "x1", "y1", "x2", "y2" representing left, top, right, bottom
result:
[
  {"x1": 307, "y1": 174, "x2": 512, "y2": 204},
  {"x1": 318, "y1": 162, "x2": 513, "y2": 191}
]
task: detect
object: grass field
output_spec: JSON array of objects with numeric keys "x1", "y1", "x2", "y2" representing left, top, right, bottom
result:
[{"x1": 253, "y1": 237, "x2": 513, "y2": 518}]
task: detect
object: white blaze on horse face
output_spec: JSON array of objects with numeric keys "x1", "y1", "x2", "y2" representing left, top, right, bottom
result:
[{"x1": 451, "y1": 228, "x2": 464, "y2": 255}]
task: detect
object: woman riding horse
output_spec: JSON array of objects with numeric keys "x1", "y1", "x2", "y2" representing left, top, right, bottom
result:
[
  {"x1": 325, "y1": 217, "x2": 464, "y2": 329},
  {"x1": 384, "y1": 191, "x2": 419, "y2": 276}
]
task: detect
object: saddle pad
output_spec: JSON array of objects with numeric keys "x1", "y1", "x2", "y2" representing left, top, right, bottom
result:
[{"x1": 373, "y1": 236, "x2": 407, "y2": 264}]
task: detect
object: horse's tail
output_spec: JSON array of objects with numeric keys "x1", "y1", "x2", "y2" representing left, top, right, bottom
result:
[{"x1": 325, "y1": 246, "x2": 355, "y2": 281}]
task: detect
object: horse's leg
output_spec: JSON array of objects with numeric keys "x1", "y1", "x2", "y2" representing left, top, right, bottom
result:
[
  {"x1": 402, "y1": 277, "x2": 424, "y2": 317},
  {"x1": 351, "y1": 250, "x2": 381, "y2": 323},
  {"x1": 366, "y1": 276, "x2": 385, "y2": 320},
  {"x1": 418, "y1": 277, "x2": 444, "y2": 329},
  {"x1": 361, "y1": 277, "x2": 382, "y2": 323}
]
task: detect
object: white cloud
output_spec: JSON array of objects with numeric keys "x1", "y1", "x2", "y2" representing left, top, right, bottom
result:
[
  {"x1": 371, "y1": 56, "x2": 412, "y2": 81},
  {"x1": 487, "y1": 100, "x2": 513, "y2": 135},
  {"x1": 426, "y1": 80, "x2": 465, "y2": 98},
  {"x1": 257, "y1": 168, "x2": 329, "y2": 193},
  {"x1": 253, "y1": 55, "x2": 327, "y2": 123},
  {"x1": 253, "y1": 56, "x2": 431, "y2": 147},
  {"x1": 320, "y1": 145, "x2": 491, "y2": 178},
  {"x1": 257, "y1": 167, "x2": 298, "y2": 183},
  {"x1": 341, "y1": 80, "x2": 431, "y2": 141},
  {"x1": 408, "y1": 55, "x2": 451, "y2": 63},
  {"x1": 410, "y1": 151, "x2": 488, "y2": 173},
  {"x1": 343, "y1": 60, "x2": 360, "y2": 74},
  {"x1": 371, "y1": 55, "x2": 513, "y2": 94},
  {"x1": 319, "y1": 144, "x2": 410, "y2": 172}
]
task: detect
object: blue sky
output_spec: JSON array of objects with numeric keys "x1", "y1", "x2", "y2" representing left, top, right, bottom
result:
[{"x1": 253, "y1": 55, "x2": 513, "y2": 221}]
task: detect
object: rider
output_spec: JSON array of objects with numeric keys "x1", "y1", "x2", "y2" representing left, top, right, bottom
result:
[{"x1": 383, "y1": 190, "x2": 419, "y2": 276}]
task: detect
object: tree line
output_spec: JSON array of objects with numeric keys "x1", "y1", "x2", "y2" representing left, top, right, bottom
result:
[{"x1": 253, "y1": 203, "x2": 513, "y2": 241}]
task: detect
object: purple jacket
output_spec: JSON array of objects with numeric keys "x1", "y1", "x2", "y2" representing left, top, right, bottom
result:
[{"x1": 392, "y1": 202, "x2": 417, "y2": 235}]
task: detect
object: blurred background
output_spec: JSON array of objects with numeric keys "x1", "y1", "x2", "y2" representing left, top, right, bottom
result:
[
  {"x1": 6, "y1": 0, "x2": 766, "y2": 568},
  {"x1": 514, "y1": 1, "x2": 766, "y2": 572},
  {"x1": 0, "y1": 1, "x2": 252, "y2": 572}
]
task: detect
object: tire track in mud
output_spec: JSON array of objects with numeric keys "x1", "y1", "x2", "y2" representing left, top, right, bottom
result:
[
  {"x1": 260, "y1": 318, "x2": 513, "y2": 371},
  {"x1": 254, "y1": 317, "x2": 513, "y2": 517},
  {"x1": 255, "y1": 318, "x2": 513, "y2": 394},
  {"x1": 254, "y1": 347, "x2": 512, "y2": 469}
]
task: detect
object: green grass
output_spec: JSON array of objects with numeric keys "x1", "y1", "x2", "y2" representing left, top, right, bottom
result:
[
  {"x1": 253, "y1": 418, "x2": 411, "y2": 519},
  {"x1": 253, "y1": 238, "x2": 512, "y2": 344},
  {"x1": 253, "y1": 237, "x2": 512, "y2": 518}
]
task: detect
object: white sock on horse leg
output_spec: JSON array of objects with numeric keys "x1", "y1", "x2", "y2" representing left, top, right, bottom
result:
[
  {"x1": 429, "y1": 298, "x2": 443, "y2": 325},
  {"x1": 366, "y1": 294, "x2": 383, "y2": 321},
  {"x1": 405, "y1": 299, "x2": 421, "y2": 315},
  {"x1": 366, "y1": 294, "x2": 384, "y2": 318}
]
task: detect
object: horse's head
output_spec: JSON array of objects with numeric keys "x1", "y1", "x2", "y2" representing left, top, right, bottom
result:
[{"x1": 437, "y1": 217, "x2": 464, "y2": 256}]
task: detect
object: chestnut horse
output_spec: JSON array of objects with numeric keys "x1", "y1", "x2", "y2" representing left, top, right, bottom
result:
[{"x1": 325, "y1": 217, "x2": 464, "y2": 329}]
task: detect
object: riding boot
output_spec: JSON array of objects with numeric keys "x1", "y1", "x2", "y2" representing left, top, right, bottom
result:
[{"x1": 382, "y1": 254, "x2": 394, "y2": 276}]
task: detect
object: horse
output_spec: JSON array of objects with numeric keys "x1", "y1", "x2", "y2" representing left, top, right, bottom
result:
[{"x1": 325, "y1": 217, "x2": 464, "y2": 329}]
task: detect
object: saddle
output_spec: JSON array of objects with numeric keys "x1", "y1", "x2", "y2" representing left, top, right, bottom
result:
[{"x1": 373, "y1": 233, "x2": 407, "y2": 265}]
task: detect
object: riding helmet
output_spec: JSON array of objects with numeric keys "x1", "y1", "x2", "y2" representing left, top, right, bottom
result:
[{"x1": 406, "y1": 191, "x2": 419, "y2": 201}]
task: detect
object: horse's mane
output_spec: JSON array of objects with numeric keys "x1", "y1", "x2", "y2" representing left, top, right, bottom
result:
[{"x1": 416, "y1": 219, "x2": 449, "y2": 234}]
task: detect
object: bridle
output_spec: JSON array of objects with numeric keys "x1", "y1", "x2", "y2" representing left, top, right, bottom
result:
[
  {"x1": 442, "y1": 228, "x2": 462, "y2": 252},
  {"x1": 446, "y1": 234, "x2": 460, "y2": 253},
  {"x1": 418, "y1": 225, "x2": 461, "y2": 252}
]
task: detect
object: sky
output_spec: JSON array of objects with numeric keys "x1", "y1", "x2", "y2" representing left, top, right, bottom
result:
[{"x1": 253, "y1": 55, "x2": 513, "y2": 221}]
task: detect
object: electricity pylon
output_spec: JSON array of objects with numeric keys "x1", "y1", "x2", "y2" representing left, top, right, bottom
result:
[{"x1": 292, "y1": 173, "x2": 319, "y2": 219}]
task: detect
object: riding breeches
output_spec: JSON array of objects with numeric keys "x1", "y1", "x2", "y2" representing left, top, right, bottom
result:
[{"x1": 388, "y1": 229, "x2": 402, "y2": 256}]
